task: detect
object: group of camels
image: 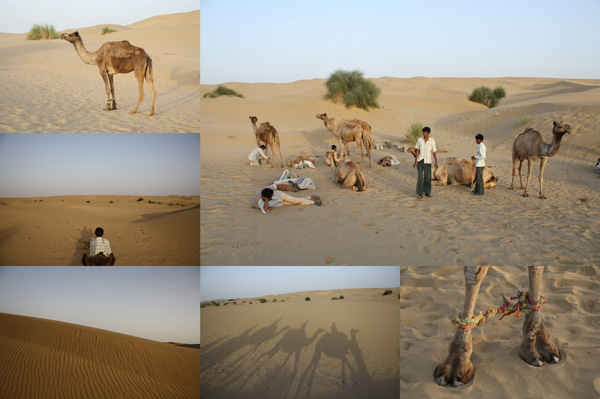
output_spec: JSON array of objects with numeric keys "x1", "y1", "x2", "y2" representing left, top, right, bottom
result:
[{"x1": 250, "y1": 112, "x2": 571, "y2": 199}]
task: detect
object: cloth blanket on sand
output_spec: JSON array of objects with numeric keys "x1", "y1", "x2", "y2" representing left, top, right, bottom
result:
[
  {"x1": 274, "y1": 169, "x2": 316, "y2": 190},
  {"x1": 378, "y1": 155, "x2": 400, "y2": 167},
  {"x1": 288, "y1": 155, "x2": 316, "y2": 169}
]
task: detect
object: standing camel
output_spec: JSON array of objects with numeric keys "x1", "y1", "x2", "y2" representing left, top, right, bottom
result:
[
  {"x1": 434, "y1": 266, "x2": 560, "y2": 387},
  {"x1": 316, "y1": 113, "x2": 373, "y2": 168},
  {"x1": 509, "y1": 121, "x2": 571, "y2": 199},
  {"x1": 249, "y1": 116, "x2": 284, "y2": 168},
  {"x1": 60, "y1": 31, "x2": 156, "y2": 115}
]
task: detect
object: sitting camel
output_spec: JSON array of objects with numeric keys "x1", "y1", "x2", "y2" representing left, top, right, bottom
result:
[
  {"x1": 82, "y1": 253, "x2": 116, "y2": 266},
  {"x1": 326, "y1": 151, "x2": 366, "y2": 191},
  {"x1": 434, "y1": 266, "x2": 560, "y2": 387},
  {"x1": 316, "y1": 113, "x2": 373, "y2": 168}
]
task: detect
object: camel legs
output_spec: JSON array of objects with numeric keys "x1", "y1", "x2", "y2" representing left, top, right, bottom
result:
[
  {"x1": 434, "y1": 266, "x2": 489, "y2": 386},
  {"x1": 510, "y1": 158, "x2": 525, "y2": 191},
  {"x1": 101, "y1": 70, "x2": 117, "y2": 111},
  {"x1": 275, "y1": 145, "x2": 284, "y2": 168},
  {"x1": 145, "y1": 63, "x2": 156, "y2": 116},
  {"x1": 538, "y1": 157, "x2": 549, "y2": 199},
  {"x1": 129, "y1": 68, "x2": 145, "y2": 115},
  {"x1": 523, "y1": 159, "x2": 534, "y2": 197},
  {"x1": 520, "y1": 266, "x2": 560, "y2": 366}
]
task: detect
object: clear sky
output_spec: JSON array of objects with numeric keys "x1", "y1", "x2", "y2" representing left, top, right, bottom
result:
[
  {"x1": 0, "y1": 266, "x2": 200, "y2": 343},
  {"x1": 0, "y1": 134, "x2": 200, "y2": 197},
  {"x1": 200, "y1": 266, "x2": 400, "y2": 301},
  {"x1": 201, "y1": 0, "x2": 600, "y2": 84},
  {"x1": 0, "y1": 0, "x2": 199, "y2": 34}
]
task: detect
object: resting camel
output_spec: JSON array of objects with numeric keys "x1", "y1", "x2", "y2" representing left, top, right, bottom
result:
[
  {"x1": 60, "y1": 31, "x2": 156, "y2": 115},
  {"x1": 326, "y1": 151, "x2": 366, "y2": 191},
  {"x1": 82, "y1": 253, "x2": 115, "y2": 266},
  {"x1": 249, "y1": 116, "x2": 284, "y2": 168},
  {"x1": 316, "y1": 113, "x2": 373, "y2": 168},
  {"x1": 509, "y1": 121, "x2": 571, "y2": 199},
  {"x1": 434, "y1": 266, "x2": 560, "y2": 387}
]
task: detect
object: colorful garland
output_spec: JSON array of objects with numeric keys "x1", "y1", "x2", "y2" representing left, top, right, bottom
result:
[{"x1": 452, "y1": 290, "x2": 546, "y2": 332}]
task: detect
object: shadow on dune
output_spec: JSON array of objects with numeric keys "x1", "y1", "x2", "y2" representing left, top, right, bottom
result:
[{"x1": 69, "y1": 226, "x2": 93, "y2": 266}]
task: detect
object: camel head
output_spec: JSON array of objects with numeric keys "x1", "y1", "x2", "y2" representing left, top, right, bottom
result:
[
  {"x1": 553, "y1": 121, "x2": 571, "y2": 135},
  {"x1": 316, "y1": 113, "x2": 336, "y2": 133},
  {"x1": 60, "y1": 31, "x2": 80, "y2": 43},
  {"x1": 486, "y1": 170, "x2": 499, "y2": 188},
  {"x1": 249, "y1": 116, "x2": 258, "y2": 125}
]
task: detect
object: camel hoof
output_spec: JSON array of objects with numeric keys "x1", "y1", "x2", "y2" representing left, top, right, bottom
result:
[
  {"x1": 451, "y1": 378, "x2": 464, "y2": 387},
  {"x1": 435, "y1": 376, "x2": 447, "y2": 386},
  {"x1": 539, "y1": 195, "x2": 547, "y2": 199},
  {"x1": 550, "y1": 355, "x2": 559, "y2": 364},
  {"x1": 523, "y1": 193, "x2": 529, "y2": 197}
]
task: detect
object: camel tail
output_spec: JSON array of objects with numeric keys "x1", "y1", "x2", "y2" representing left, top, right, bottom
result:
[
  {"x1": 356, "y1": 171, "x2": 367, "y2": 191},
  {"x1": 145, "y1": 56, "x2": 153, "y2": 82}
]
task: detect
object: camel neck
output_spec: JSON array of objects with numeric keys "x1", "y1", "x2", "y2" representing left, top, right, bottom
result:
[
  {"x1": 546, "y1": 133, "x2": 565, "y2": 157},
  {"x1": 73, "y1": 39, "x2": 98, "y2": 65}
]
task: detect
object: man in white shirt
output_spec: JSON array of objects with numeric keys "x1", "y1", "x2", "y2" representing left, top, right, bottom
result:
[
  {"x1": 90, "y1": 227, "x2": 111, "y2": 256},
  {"x1": 413, "y1": 126, "x2": 438, "y2": 198},
  {"x1": 471, "y1": 134, "x2": 486, "y2": 195},
  {"x1": 248, "y1": 145, "x2": 269, "y2": 166}
]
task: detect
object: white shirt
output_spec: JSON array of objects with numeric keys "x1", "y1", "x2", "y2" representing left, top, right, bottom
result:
[
  {"x1": 256, "y1": 184, "x2": 283, "y2": 214},
  {"x1": 90, "y1": 237, "x2": 111, "y2": 256},
  {"x1": 474, "y1": 142, "x2": 486, "y2": 167},
  {"x1": 415, "y1": 137, "x2": 437, "y2": 164},
  {"x1": 249, "y1": 147, "x2": 268, "y2": 161}
]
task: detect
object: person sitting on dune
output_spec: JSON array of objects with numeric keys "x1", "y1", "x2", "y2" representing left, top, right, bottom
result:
[
  {"x1": 253, "y1": 184, "x2": 321, "y2": 214},
  {"x1": 90, "y1": 227, "x2": 112, "y2": 257},
  {"x1": 248, "y1": 145, "x2": 269, "y2": 166}
]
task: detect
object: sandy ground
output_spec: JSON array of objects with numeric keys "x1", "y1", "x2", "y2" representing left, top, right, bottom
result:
[
  {"x1": 0, "y1": 195, "x2": 200, "y2": 265},
  {"x1": 400, "y1": 266, "x2": 600, "y2": 398},
  {"x1": 200, "y1": 77, "x2": 600, "y2": 265},
  {"x1": 201, "y1": 287, "x2": 400, "y2": 399},
  {"x1": 0, "y1": 11, "x2": 199, "y2": 132},
  {"x1": 0, "y1": 312, "x2": 200, "y2": 399}
]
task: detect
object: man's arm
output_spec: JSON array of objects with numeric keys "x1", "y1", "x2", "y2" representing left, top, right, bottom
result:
[
  {"x1": 433, "y1": 152, "x2": 438, "y2": 169},
  {"x1": 413, "y1": 149, "x2": 420, "y2": 168}
]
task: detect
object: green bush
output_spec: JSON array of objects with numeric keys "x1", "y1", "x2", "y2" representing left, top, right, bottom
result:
[
  {"x1": 382, "y1": 290, "x2": 393, "y2": 296},
  {"x1": 273, "y1": 299, "x2": 277, "y2": 302},
  {"x1": 259, "y1": 298, "x2": 267, "y2": 303},
  {"x1": 223, "y1": 302, "x2": 228, "y2": 306},
  {"x1": 137, "y1": 198, "x2": 143, "y2": 202},
  {"x1": 405, "y1": 121, "x2": 424, "y2": 144},
  {"x1": 201, "y1": 303, "x2": 207, "y2": 308},
  {"x1": 339, "y1": 295, "x2": 344, "y2": 300},
  {"x1": 101, "y1": 26, "x2": 116, "y2": 35},
  {"x1": 468, "y1": 86, "x2": 506, "y2": 108},
  {"x1": 305, "y1": 297, "x2": 311, "y2": 301},
  {"x1": 109, "y1": 200, "x2": 114, "y2": 203},
  {"x1": 203, "y1": 85, "x2": 244, "y2": 99},
  {"x1": 27, "y1": 24, "x2": 59, "y2": 40},
  {"x1": 249, "y1": 301, "x2": 253, "y2": 304},
  {"x1": 325, "y1": 69, "x2": 381, "y2": 111}
]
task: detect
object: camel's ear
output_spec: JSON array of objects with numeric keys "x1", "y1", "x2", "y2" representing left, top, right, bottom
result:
[
  {"x1": 553, "y1": 121, "x2": 557, "y2": 126},
  {"x1": 74, "y1": 31, "x2": 79, "y2": 36}
]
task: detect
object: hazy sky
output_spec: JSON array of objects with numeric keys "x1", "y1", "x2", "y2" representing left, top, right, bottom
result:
[
  {"x1": 201, "y1": 0, "x2": 600, "y2": 84},
  {"x1": 200, "y1": 266, "x2": 400, "y2": 301},
  {"x1": 0, "y1": 0, "x2": 199, "y2": 34},
  {"x1": 0, "y1": 134, "x2": 200, "y2": 197},
  {"x1": 0, "y1": 266, "x2": 200, "y2": 343}
]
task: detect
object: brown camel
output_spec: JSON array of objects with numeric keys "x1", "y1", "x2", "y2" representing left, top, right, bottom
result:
[
  {"x1": 60, "y1": 31, "x2": 156, "y2": 115},
  {"x1": 82, "y1": 253, "x2": 115, "y2": 266},
  {"x1": 316, "y1": 113, "x2": 373, "y2": 168},
  {"x1": 434, "y1": 266, "x2": 560, "y2": 387},
  {"x1": 249, "y1": 116, "x2": 284, "y2": 168},
  {"x1": 326, "y1": 151, "x2": 367, "y2": 191},
  {"x1": 509, "y1": 121, "x2": 571, "y2": 199}
]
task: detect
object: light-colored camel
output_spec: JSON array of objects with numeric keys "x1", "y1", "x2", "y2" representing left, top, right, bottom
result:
[
  {"x1": 434, "y1": 266, "x2": 560, "y2": 387},
  {"x1": 509, "y1": 121, "x2": 571, "y2": 199},
  {"x1": 316, "y1": 113, "x2": 373, "y2": 168},
  {"x1": 60, "y1": 31, "x2": 156, "y2": 115},
  {"x1": 249, "y1": 116, "x2": 284, "y2": 168},
  {"x1": 326, "y1": 151, "x2": 367, "y2": 191}
]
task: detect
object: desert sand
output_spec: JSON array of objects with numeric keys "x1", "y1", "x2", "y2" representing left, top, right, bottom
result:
[
  {"x1": 0, "y1": 312, "x2": 199, "y2": 399},
  {"x1": 200, "y1": 287, "x2": 400, "y2": 399},
  {"x1": 200, "y1": 77, "x2": 600, "y2": 265},
  {"x1": 0, "y1": 195, "x2": 199, "y2": 265},
  {"x1": 400, "y1": 266, "x2": 600, "y2": 398},
  {"x1": 0, "y1": 10, "x2": 199, "y2": 132}
]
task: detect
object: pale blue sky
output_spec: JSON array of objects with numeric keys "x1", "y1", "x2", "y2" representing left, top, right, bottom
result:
[
  {"x1": 201, "y1": 0, "x2": 600, "y2": 84},
  {"x1": 200, "y1": 266, "x2": 400, "y2": 301},
  {"x1": 0, "y1": 134, "x2": 200, "y2": 197},
  {"x1": 0, "y1": 266, "x2": 200, "y2": 343},
  {"x1": 0, "y1": 0, "x2": 199, "y2": 34}
]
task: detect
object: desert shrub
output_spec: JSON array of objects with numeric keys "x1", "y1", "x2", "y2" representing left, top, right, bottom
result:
[
  {"x1": 325, "y1": 69, "x2": 381, "y2": 111},
  {"x1": 214, "y1": 303, "x2": 220, "y2": 307},
  {"x1": 200, "y1": 303, "x2": 207, "y2": 308},
  {"x1": 332, "y1": 297, "x2": 339, "y2": 300},
  {"x1": 137, "y1": 198, "x2": 143, "y2": 202},
  {"x1": 109, "y1": 200, "x2": 114, "y2": 203},
  {"x1": 518, "y1": 114, "x2": 533, "y2": 126},
  {"x1": 148, "y1": 200, "x2": 155, "y2": 204},
  {"x1": 86, "y1": 201, "x2": 90, "y2": 203},
  {"x1": 405, "y1": 122, "x2": 424, "y2": 144},
  {"x1": 27, "y1": 23, "x2": 59, "y2": 40},
  {"x1": 382, "y1": 290, "x2": 393, "y2": 296},
  {"x1": 281, "y1": 300, "x2": 284, "y2": 302},
  {"x1": 101, "y1": 26, "x2": 116, "y2": 35},
  {"x1": 242, "y1": 301, "x2": 246, "y2": 304},
  {"x1": 223, "y1": 302, "x2": 228, "y2": 306},
  {"x1": 249, "y1": 302, "x2": 253, "y2": 304},
  {"x1": 468, "y1": 86, "x2": 506, "y2": 108},
  {"x1": 259, "y1": 298, "x2": 267, "y2": 303},
  {"x1": 339, "y1": 295, "x2": 344, "y2": 300},
  {"x1": 233, "y1": 301, "x2": 237, "y2": 305},
  {"x1": 305, "y1": 297, "x2": 311, "y2": 301},
  {"x1": 273, "y1": 299, "x2": 277, "y2": 302},
  {"x1": 203, "y1": 85, "x2": 244, "y2": 99}
]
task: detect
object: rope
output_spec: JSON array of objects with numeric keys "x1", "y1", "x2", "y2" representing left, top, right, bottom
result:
[{"x1": 452, "y1": 290, "x2": 546, "y2": 332}]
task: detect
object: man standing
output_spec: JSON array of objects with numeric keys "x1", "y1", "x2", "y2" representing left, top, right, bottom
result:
[
  {"x1": 471, "y1": 133, "x2": 486, "y2": 195},
  {"x1": 413, "y1": 126, "x2": 438, "y2": 199},
  {"x1": 248, "y1": 145, "x2": 269, "y2": 166}
]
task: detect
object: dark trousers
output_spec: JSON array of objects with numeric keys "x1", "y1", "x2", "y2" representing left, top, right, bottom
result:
[
  {"x1": 474, "y1": 167, "x2": 485, "y2": 195},
  {"x1": 416, "y1": 160, "x2": 432, "y2": 196}
]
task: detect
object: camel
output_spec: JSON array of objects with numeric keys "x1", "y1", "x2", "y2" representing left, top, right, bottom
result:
[
  {"x1": 509, "y1": 121, "x2": 571, "y2": 199},
  {"x1": 249, "y1": 116, "x2": 284, "y2": 168},
  {"x1": 316, "y1": 113, "x2": 373, "y2": 168},
  {"x1": 434, "y1": 266, "x2": 560, "y2": 387},
  {"x1": 60, "y1": 31, "x2": 156, "y2": 115},
  {"x1": 326, "y1": 151, "x2": 367, "y2": 191},
  {"x1": 82, "y1": 253, "x2": 115, "y2": 266}
]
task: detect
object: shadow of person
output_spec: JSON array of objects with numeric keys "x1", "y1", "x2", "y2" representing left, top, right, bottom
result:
[
  {"x1": 230, "y1": 317, "x2": 290, "y2": 365},
  {"x1": 69, "y1": 226, "x2": 93, "y2": 266},
  {"x1": 201, "y1": 324, "x2": 258, "y2": 374}
]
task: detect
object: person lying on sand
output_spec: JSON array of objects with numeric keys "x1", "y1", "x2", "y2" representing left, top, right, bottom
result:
[
  {"x1": 90, "y1": 227, "x2": 112, "y2": 256},
  {"x1": 253, "y1": 184, "x2": 321, "y2": 214},
  {"x1": 248, "y1": 145, "x2": 269, "y2": 166},
  {"x1": 325, "y1": 145, "x2": 341, "y2": 167}
]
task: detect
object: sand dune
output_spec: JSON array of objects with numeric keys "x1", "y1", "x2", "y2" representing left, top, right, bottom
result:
[
  {"x1": 0, "y1": 195, "x2": 199, "y2": 265},
  {"x1": 400, "y1": 266, "x2": 600, "y2": 398},
  {"x1": 0, "y1": 10, "x2": 199, "y2": 132},
  {"x1": 200, "y1": 77, "x2": 600, "y2": 265},
  {"x1": 0, "y1": 312, "x2": 200, "y2": 399},
  {"x1": 201, "y1": 287, "x2": 400, "y2": 399}
]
